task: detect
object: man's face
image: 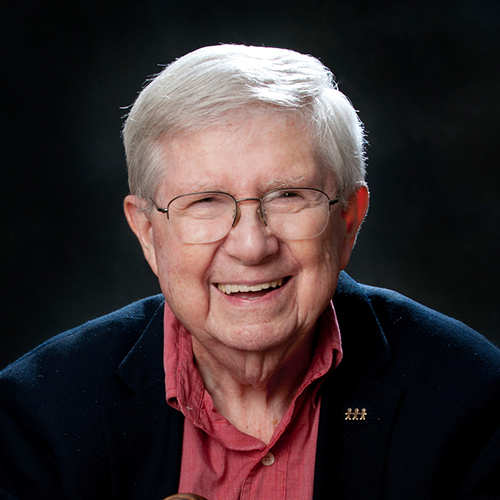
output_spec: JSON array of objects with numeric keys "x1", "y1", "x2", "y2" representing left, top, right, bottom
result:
[{"x1": 125, "y1": 113, "x2": 367, "y2": 357}]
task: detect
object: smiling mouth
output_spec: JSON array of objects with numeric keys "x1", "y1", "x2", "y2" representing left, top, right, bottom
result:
[{"x1": 217, "y1": 278, "x2": 285, "y2": 295}]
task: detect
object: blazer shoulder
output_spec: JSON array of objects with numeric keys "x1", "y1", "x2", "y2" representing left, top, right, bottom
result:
[
  {"x1": 337, "y1": 273, "x2": 500, "y2": 386},
  {"x1": 367, "y1": 283, "x2": 497, "y2": 348},
  {"x1": 0, "y1": 295, "x2": 165, "y2": 397}
]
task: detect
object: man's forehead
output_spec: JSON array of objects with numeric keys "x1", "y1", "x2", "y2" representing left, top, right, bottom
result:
[{"x1": 155, "y1": 115, "x2": 335, "y2": 197}]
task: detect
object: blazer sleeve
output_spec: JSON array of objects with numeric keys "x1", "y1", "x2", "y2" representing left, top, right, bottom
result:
[
  {"x1": 0, "y1": 395, "x2": 65, "y2": 500},
  {"x1": 0, "y1": 348, "x2": 114, "y2": 500}
]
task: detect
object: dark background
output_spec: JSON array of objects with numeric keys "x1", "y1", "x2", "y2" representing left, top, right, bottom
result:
[{"x1": 1, "y1": 0, "x2": 499, "y2": 369}]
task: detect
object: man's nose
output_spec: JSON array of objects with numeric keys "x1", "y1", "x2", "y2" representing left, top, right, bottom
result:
[{"x1": 223, "y1": 199, "x2": 278, "y2": 264}]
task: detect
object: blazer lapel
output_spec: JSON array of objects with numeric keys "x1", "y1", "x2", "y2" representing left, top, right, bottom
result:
[
  {"x1": 314, "y1": 377, "x2": 403, "y2": 500},
  {"x1": 101, "y1": 302, "x2": 184, "y2": 500},
  {"x1": 313, "y1": 272, "x2": 404, "y2": 499}
]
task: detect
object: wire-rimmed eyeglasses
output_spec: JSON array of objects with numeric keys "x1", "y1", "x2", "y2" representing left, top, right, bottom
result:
[{"x1": 152, "y1": 187, "x2": 339, "y2": 244}]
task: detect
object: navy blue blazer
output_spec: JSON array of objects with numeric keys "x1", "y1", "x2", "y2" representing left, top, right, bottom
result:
[{"x1": 1, "y1": 272, "x2": 500, "y2": 500}]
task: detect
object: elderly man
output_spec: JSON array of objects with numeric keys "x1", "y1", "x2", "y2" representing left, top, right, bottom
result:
[{"x1": 1, "y1": 45, "x2": 499, "y2": 500}]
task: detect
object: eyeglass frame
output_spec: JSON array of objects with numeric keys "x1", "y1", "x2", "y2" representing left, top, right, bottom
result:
[{"x1": 151, "y1": 187, "x2": 339, "y2": 242}]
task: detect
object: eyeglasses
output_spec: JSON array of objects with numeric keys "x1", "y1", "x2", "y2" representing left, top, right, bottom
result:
[{"x1": 153, "y1": 187, "x2": 339, "y2": 244}]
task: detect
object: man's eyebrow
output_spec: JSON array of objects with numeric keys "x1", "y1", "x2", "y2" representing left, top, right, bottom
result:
[
  {"x1": 261, "y1": 176, "x2": 308, "y2": 191},
  {"x1": 176, "y1": 182, "x2": 224, "y2": 192},
  {"x1": 175, "y1": 176, "x2": 311, "y2": 194}
]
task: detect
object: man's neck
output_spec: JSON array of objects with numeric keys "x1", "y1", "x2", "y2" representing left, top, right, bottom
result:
[{"x1": 191, "y1": 333, "x2": 314, "y2": 444}]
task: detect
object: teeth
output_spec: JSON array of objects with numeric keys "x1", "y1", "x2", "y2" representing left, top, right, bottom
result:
[{"x1": 217, "y1": 278, "x2": 284, "y2": 295}]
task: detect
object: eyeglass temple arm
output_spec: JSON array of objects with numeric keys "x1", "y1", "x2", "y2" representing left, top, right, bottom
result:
[
  {"x1": 149, "y1": 197, "x2": 169, "y2": 214},
  {"x1": 329, "y1": 198, "x2": 339, "y2": 207}
]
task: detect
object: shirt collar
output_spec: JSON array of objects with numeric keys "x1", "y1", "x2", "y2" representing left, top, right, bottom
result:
[{"x1": 163, "y1": 301, "x2": 342, "y2": 439}]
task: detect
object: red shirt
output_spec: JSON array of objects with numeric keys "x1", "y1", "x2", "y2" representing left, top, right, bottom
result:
[{"x1": 164, "y1": 302, "x2": 342, "y2": 500}]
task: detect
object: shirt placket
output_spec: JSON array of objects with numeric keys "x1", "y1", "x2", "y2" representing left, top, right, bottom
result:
[{"x1": 240, "y1": 443, "x2": 288, "y2": 500}]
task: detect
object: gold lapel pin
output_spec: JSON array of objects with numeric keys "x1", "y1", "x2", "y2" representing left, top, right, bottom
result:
[{"x1": 345, "y1": 407, "x2": 367, "y2": 421}]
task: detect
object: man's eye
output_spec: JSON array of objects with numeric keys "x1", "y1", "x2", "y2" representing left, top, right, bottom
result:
[
  {"x1": 280, "y1": 191, "x2": 299, "y2": 198},
  {"x1": 183, "y1": 195, "x2": 230, "y2": 216},
  {"x1": 192, "y1": 196, "x2": 217, "y2": 204},
  {"x1": 275, "y1": 191, "x2": 305, "y2": 202}
]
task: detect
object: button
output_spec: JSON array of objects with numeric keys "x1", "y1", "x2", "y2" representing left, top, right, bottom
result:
[{"x1": 261, "y1": 452, "x2": 275, "y2": 466}]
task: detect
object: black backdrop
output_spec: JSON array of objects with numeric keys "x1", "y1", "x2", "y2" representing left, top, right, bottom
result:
[{"x1": 1, "y1": 0, "x2": 499, "y2": 368}]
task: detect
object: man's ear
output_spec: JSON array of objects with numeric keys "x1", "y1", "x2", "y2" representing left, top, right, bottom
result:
[
  {"x1": 123, "y1": 195, "x2": 159, "y2": 276},
  {"x1": 339, "y1": 184, "x2": 370, "y2": 270}
]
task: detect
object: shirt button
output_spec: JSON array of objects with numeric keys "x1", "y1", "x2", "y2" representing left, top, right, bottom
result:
[{"x1": 261, "y1": 452, "x2": 275, "y2": 466}]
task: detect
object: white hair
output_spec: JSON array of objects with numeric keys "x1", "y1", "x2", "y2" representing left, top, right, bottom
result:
[{"x1": 122, "y1": 44, "x2": 367, "y2": 206}]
